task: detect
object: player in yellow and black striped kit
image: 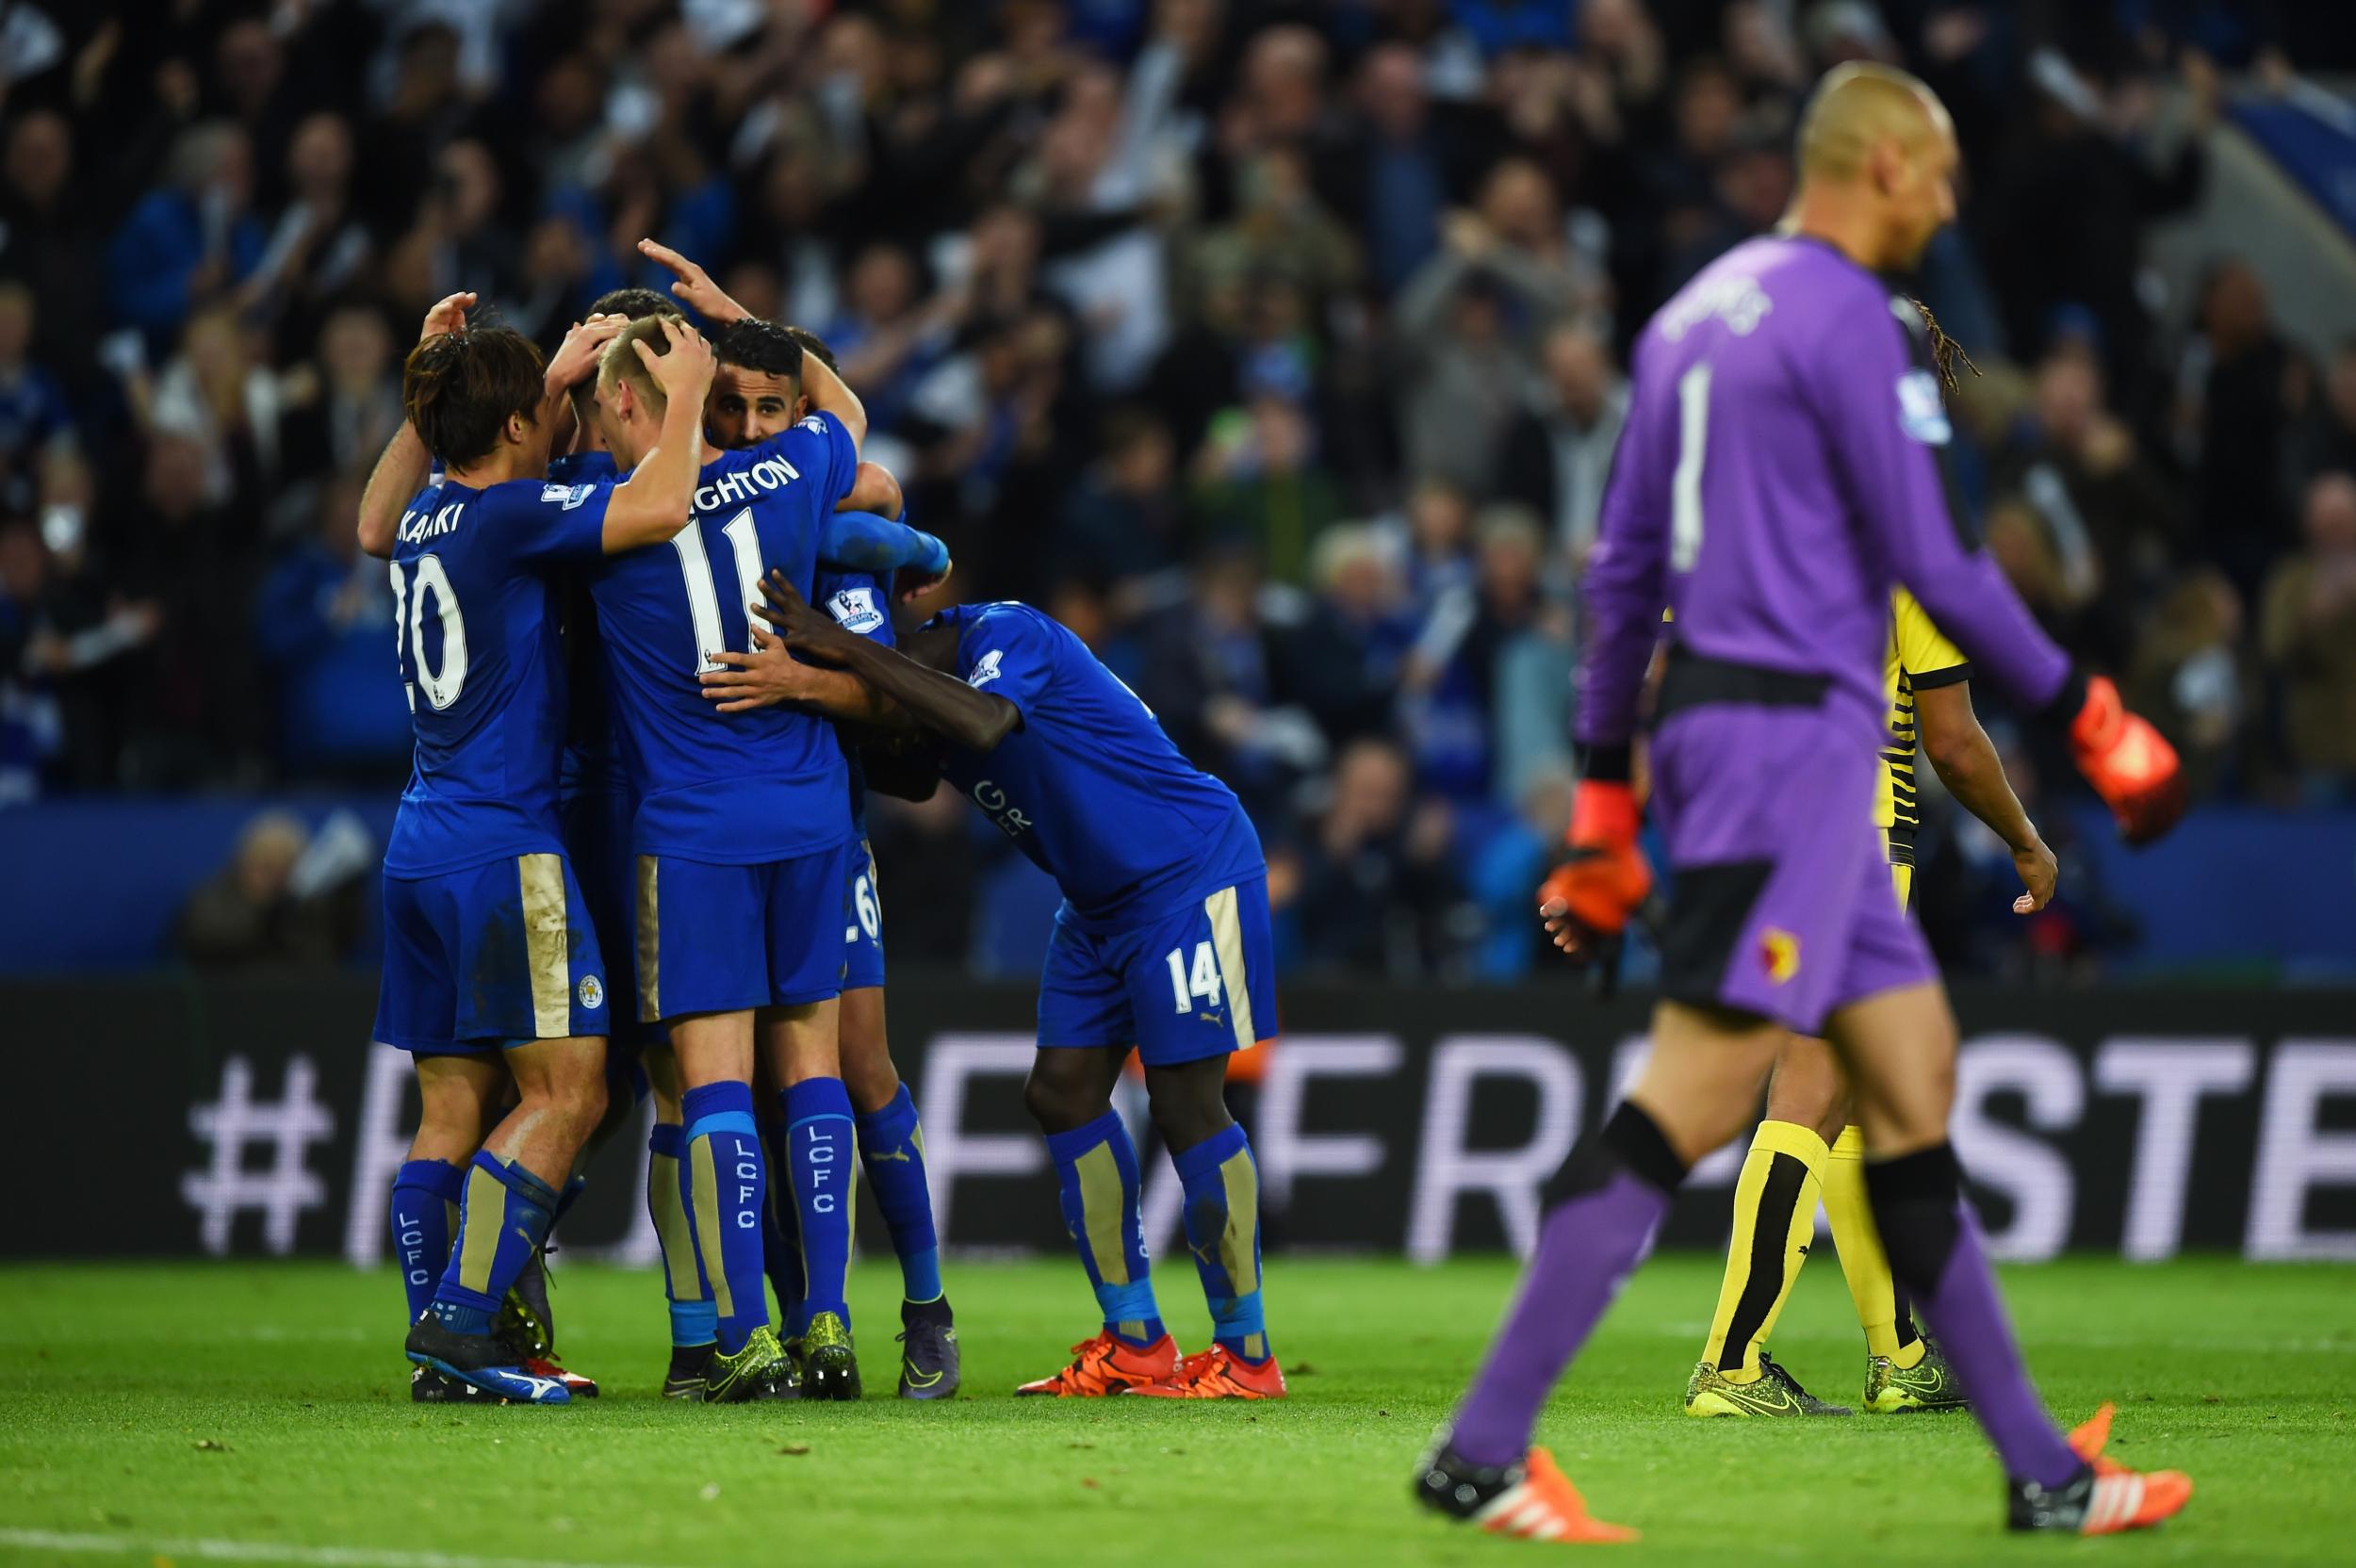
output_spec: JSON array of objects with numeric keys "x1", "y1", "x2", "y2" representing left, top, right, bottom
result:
[{"x1": 1684, "y1": 590, "x2": 2059, "y2": 1417}]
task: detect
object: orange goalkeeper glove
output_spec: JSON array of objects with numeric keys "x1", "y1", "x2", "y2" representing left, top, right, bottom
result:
[
  {"x1": 2067, "y1": 675, "x2": 2184, "y2": 845},
  {"x1": 1537, "y1": 779, "x2": 1654, "y2": 978}
]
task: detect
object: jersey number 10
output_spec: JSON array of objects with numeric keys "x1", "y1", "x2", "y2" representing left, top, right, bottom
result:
[{"x1": 389, "y1": 554, "x2": 467, "y2": 710}]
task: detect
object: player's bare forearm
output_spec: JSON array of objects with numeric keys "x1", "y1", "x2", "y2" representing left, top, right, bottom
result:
[
  {"x1": 798, "y1": 350, "x2": 869, "y2": 452},
  {"x1": 829, "y1": 632, "x2": 1014, "y2": 752},
  {"x1": 754, "y1": 570, "x2": 1011, "y2": 749},
  {"x1": 1918, "y1": 679, "x2": 2055, "y2": 910},
  {"x1": 1918, "y1": 682, "x2": 2034, "y2": 849},
  {"x1": 358, "y1": 419, "x2": 429, "y2": 559},
  {"x1": 700, "y1": 642, "x2": 913, "y2": 727}
]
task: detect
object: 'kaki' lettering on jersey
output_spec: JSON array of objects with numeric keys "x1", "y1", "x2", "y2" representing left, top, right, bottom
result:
[
  {"x1": 398, "y1": 502, "x2": 466, "y2": 545},
  {"x1": 693, "y1": 455, "x2": 802, "y2": 514}
]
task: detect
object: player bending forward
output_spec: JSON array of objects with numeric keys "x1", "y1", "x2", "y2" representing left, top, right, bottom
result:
[
  {"x1": 1686, "y1": 587, "x2": 2054, "y2": 1418},
  {"x1": 1412, "y1": 63, "x2": 2189, "y2": 1540},
  {"x1": 705, "y1": 582, "x2": 1284, "y2": 1400}
]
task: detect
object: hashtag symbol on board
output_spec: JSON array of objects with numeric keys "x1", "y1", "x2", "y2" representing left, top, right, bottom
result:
[{"x1": 179, "y1": 1055, "x2": 337, "y2": 1256}]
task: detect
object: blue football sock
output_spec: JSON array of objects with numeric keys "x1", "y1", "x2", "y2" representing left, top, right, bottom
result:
[
  {"x1": 857, "y1": 1085, "x2": 943, "y2": 1304},
  {"x1": 429, "y1": 1152, "x2": 561, "y2": 1338},
  {"x1": 761, "y1": 1116, "x2": 808, "y2": 1337},
  {"x1": 1043, "y1": 1110, "x2": 1163, "y2": 1348},
  {"x1": 782, "y1": 1078, "x2": 856, "y2": 1326},
  {"x1": 389, "y1": 1158, "x2": 464, "y2": 1327},
  {"x1": 680, "y1": 1081, "x2": 770, "y2": 1355},
  {"x1": 1172, "y1": 1123, "x2": 1269, "y2": 1364},
  {"x1": 646, "y1": 1121, "x2": 714, "y2": 1348}
]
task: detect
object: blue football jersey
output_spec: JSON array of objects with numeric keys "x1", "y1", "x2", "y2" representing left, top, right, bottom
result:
[
  {"x1": 548, "y1": 449, "x2": 622, "y2": 794},
  {"x1": 813, "y1": 550, "x2": 897, "y2": 838},
  {"x1": 590, "y1": 412, "x2": 860, "y2": 864},
  {"x1": 929, "y1": 601, "x2": 1265, "y2": 928},
  {"x1": 384, "y1": 474, "x2": 613, "y2": 875}
]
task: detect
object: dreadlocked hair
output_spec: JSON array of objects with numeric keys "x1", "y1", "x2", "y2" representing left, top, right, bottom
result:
[{"x1": 1908, "y1": 297, "x2": 1979, "y2": 393}]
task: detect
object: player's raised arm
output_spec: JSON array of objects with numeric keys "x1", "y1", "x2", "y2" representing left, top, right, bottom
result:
[
  {"x1": 357, "y1": 290, "x2": 479, "y2": 556},
  {"x1": 636, "y1": 237, "x2": 752, "y2": 324},
  {"x1": 795, "y1": 344, "x2": 868, "y2": 454},
  {"x1": 596, "y1": 318, "x2": 715, "y2": 552}
]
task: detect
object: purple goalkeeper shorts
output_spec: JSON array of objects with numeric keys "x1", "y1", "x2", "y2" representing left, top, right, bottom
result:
[{"x1": 1648, "y1": 698, "x2": 1932, "y2": 1036}]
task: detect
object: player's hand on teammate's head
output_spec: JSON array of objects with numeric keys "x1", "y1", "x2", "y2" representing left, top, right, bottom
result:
[
  {"x1": 2010, "y1": 836, "x2": 2058, "y2": 915},
  {"x1": 637, "y1": 238, "x2": 751, "y2": 324},
  {"x1": 418, "y1": 291, "x2": 477, "y2": 342},
  {"x1": 639, "y1": 317, "x2": 717, "y2": 399},
  {"x1": 545, "y1": 313, "x2": 628, "y2": 392}
]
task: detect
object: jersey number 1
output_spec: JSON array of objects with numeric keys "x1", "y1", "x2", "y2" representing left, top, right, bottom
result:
[
  {"x1": 674, "y1": 509, "x2": 765, "y2": 673},
  {"x1": 1670, "y1": 361, "x2": 1710, "y2": 572}
]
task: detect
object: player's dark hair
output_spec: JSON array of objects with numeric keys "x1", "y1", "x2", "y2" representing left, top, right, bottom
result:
[
  {"x1": 784, "y1": 325, "x2": 838, "y2": 374},
  {"x1": 712, "y1": 318, "x2": 805, "y2": 381},
  {"x1": 1908, "y1": 298, "x2": 1978, "y2": 394},
  {"x1": 401, "y1": 325, "x2": 546, "y2": 467},
  {"x1": 585, "y1": 286, "x2": 681, "y2": 322}
]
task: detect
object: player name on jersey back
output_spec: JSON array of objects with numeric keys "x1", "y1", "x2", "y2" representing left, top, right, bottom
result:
[{"x1": 589, "y1": 416, "x2": 860, "y2": 866}]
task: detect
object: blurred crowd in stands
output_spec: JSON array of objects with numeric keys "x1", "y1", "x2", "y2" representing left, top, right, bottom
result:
[{"x1": 4, "y1": 0, "x2": 2355, "y2": 980}]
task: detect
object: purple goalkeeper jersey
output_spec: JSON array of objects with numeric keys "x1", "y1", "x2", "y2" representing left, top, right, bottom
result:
[{"x1": 1576, "y1": 234, "x2": 2070, "y2": 751}]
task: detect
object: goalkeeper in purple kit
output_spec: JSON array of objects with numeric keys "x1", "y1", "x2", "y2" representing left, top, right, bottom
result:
[{"x1": 1411, "y1": 63, "x2": 2190, "y2": 1543}]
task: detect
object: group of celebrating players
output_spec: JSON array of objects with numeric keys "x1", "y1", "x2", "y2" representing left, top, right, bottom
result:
[
  {"x1": 365, "y1": 239, "x2": 1283, "y2": 1410},
  {"x1": 362, "y1": 49, "x2": 2206, "y2": 1548}
]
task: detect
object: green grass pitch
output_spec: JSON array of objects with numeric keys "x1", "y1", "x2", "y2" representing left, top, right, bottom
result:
[{"x1": 2, "y1": 1256, "x2": 2349, "y2": 1567}]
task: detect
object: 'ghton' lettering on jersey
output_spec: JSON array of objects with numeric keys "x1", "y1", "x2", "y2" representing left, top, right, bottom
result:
[{"x1": 693, "y1": 455, "x2": 803, "y2": 514}]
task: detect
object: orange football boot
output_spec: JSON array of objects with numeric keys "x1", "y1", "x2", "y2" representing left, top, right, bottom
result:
[
  {"x1": 1127, "y1": 1344, "x2": 1288, "y2": 1399},
  {"x1": 1014, "y1": 1331, "x2": 1178, "y2": 1396},
  {"x1": 2008, "y1": 1402, "x2": 2191, "y2": 1535},
  {"x1": 1477, "y1": 1448, "x2": 1639, "y2": 1544}
]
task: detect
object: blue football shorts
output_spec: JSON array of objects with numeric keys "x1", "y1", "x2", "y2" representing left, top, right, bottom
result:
[
  {"x1": 1037, "y1": 875, "x2": 1278, "y2": 1067},
  {"x1": 634, "y1": 840, "x2": 857, "y2": 1021},
  {"x1": 374, "y1": 852, "x2": 611, "y2": 1054},
  {"x1": 843, "y1": 838, "x2": 885, "y2": 993},
  {"x1": 562, "y1": 776, "x2": 654, "y2": 1051}
]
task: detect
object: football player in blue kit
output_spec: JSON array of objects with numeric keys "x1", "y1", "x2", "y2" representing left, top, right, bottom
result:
[
  {"x1": 582, "y1": 313, "x2": 943, "y2": 1401},
  {"x1": 378, "y1": 306, "x2": 716, "y2": 1405},
  {"x1": 546, "y1": 290, "x2": 928, "y2": 1398},
  {"x1": 701, "y1": 319, "x2": 961, "y2": 1400},
  {"x1": 704, "y1": 583, "x2": 1285, "y2": 1401}
]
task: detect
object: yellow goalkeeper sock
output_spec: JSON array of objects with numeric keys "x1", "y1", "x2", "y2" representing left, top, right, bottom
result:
[
  {"x1": 1825, "y1": 1124, "x2": 1924, "y2": 1369},
  {"x1": 1700, "y1": 1119, "x2": 1827, "y2": 1382}
]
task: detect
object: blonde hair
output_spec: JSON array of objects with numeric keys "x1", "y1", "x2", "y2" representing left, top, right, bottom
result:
[{"x1": 596, "y1": 316, "x2": 672, "y2": 417}]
